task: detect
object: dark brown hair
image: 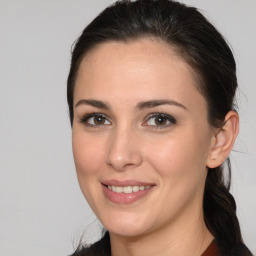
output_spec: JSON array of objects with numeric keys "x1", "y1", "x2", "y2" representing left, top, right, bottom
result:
[{"x1": 67, "y1": 1, "x2": 252, "y2": 255}]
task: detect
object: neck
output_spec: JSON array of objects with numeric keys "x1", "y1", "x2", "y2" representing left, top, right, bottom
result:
[{"x1": 109, "y1": 207, "x2": 214, "y2": 256}]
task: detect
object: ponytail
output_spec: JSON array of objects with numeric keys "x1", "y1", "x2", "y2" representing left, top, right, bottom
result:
[{"x1": 204, "y1": 158, "x2": 252, "y2": 255}]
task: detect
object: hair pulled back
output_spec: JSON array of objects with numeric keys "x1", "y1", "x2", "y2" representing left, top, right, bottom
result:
[{"x1": 67, "y1": 1, "x2": 252, "y2": 255}]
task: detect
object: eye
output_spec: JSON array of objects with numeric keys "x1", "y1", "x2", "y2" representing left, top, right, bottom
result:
[
  {"x1": 80, "y1": 113, "x2": 111, "y2": 127},
  {"x1": 143, "y1": 113, "x2": 176, "y2": 128}
]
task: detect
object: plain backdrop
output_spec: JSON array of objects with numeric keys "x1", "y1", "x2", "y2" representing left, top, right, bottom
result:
[{"x1": 0, "y1": 0, "x2": 255, "y2": 255}]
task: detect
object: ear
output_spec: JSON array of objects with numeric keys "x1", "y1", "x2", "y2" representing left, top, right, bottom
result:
[{"x1": 207, "y1": 110, "x2": 239, "y2": 168}]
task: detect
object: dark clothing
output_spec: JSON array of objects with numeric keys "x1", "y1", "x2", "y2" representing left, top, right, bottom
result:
[
  {"x1": 71, "y1": 233, "x2": 252, "y2": 256},
  {"x1": 71, "y1": 237, "x2": 221, "y2": 256}
]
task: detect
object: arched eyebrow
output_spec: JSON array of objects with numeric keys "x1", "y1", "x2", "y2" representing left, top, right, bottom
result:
[
  {"x1": 75, "y1": 99, "x2": 110, "y2": 110},
  {"x1": 136, "y1": 99, "x2": 188, "y2": 111},
  {"x1": 75, "y1": 99, "x2": 188, "y2": 111}
]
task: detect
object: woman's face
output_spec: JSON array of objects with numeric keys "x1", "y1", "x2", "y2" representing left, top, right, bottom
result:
[{"x1": 72, "y1": 38, "x2": 215, "y2": 237}]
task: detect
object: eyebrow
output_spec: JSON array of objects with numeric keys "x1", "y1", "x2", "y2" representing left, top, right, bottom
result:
[
  {"x1": 136, "y1": 99, "x2": 188, "y2": 111},
  {"x1": 75, "y1": 99, "x2": 188, "y2": 111},
  {"x1": 75, "y1": 99, "x2": 110, "y2": 110}
]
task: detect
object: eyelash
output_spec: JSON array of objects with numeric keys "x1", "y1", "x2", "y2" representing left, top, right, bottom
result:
[
  {"x1": 143, "y1": 113, "x2": 176, "y2": 129},
  {"x1": 79, "y1": 112, "x2": 176, "y2": 129},
  {"x1": 79, "y1": 113, "x2": 110, "y2": 127}
]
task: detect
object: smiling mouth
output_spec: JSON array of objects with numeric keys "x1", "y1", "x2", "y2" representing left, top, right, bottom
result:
[
  {"x1": 106, "y1": 185, "x2": 152, "y2": 194},
  {"x1": 101, "y1": 182, "x2": 155, "y2": 204}
]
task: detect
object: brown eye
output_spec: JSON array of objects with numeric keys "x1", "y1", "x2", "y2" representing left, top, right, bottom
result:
[
  {"x1": 80, "y1": 113, "x2": 111, "y2": 126},
  {"x1": 143, "y1": 113, "x2": 176, "y2": 128},
  {"x1": 94, "y1": 116, "x2": 106, "y2": 125},
  {"x1": 154, "y1": 116, "x2": 167, "y2": 125}
]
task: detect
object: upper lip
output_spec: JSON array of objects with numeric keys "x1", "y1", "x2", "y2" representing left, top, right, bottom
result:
[{"x1": 101, "y1": 179, "x2": 155, "y2": 187}]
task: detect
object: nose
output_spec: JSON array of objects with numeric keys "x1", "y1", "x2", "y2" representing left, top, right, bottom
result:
[{"x1": 106, "y1": 127, "x2": 143, "y2": 171}]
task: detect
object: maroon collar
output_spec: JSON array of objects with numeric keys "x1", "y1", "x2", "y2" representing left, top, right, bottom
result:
[{"x1": 201, "y1": 240, "x2": 220, "y2": 256}]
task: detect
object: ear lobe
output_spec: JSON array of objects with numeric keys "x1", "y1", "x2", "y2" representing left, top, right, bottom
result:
[{"x1": 207, "y1": 110, "x2": 239, "y2": 168}]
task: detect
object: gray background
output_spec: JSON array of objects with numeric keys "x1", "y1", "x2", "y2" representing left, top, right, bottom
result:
[{"x1": 0, "y1": 0, "x2": 255, "y2": 255}]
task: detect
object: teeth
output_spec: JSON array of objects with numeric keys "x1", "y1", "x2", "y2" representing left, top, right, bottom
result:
[
  {"x1": 133, "y1": 186, "x2": 140, "y2": 192},
  {"x1": 115, "y1": 186, "x2": 124, "y2": 193},
  {"x1": 124, "y1": 186, "x2": 132, "y2": 193},
  {"x1": 107, "y1": 185, "x2": 151, "y2": 193}
]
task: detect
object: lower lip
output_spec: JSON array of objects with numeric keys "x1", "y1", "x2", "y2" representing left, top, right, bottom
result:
[{"x1": 102, "y1": 185, "x2": 154, "y2": 204}]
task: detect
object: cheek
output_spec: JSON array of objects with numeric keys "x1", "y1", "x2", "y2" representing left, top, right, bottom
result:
[
  {"x1": 146, "y1": 133, "x2": 210, "y2": 218},
  {"x1": 147, "y1": 129, "x2": 210, "y2": 186},
  {"x1": 72, "y1": 131, "x2": 107, "y2": 202},
  {"x1": 72, "y1": 131, "x2": 106, "y2": 212},
  {"x1": 72, "y1": 131, "x2": 103, "y2": 175}
]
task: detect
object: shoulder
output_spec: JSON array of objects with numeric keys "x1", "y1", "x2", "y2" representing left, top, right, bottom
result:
[{"x1": 199, "y1": 239, "x2": 253, "y2": 256}]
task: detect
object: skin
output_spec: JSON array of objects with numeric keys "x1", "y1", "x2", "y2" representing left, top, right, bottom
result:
[{"x1": 72, "y1": 38, "x2": 238, "y2": 256}]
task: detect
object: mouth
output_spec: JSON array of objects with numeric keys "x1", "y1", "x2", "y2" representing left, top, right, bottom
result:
[
  {"x1": 104, "y1": 184, "x2": 152, "y2": 194},
  {"x1": 101, "y1": 180, "x2": 155, "y2": 204}
]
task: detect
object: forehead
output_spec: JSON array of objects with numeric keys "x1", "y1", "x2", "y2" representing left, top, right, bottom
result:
[
  {"x1": 74, "y1": 38, "x2": 206, "y2": 112},
  {"x1": 78, "y1": 38, "x2": 195, "y2": 81}
]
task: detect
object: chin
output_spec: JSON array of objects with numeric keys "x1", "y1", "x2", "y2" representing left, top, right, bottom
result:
[
  {"x1": 102, "y1": 213, "x2": 153, "y2": 238},
  {"x1": 108, "y1": 226, "x2": 149, "y2": 238}
]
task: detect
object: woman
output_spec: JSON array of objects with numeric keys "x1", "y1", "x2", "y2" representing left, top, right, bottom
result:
[{"x1": 67, "y1": 0, "x2": 253, "y2": 255}]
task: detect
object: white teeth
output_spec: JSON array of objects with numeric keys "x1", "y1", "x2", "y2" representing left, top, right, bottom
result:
[
  {"x1": 107, "y1": 185, "x2": 151, "y2": 193},
  {"x1": 115, "y1": 186, "x2": 124, "y2": 193},
  {"x1": 133, "y1": 186, "x2": 140, "y2": 192},
  {"x1": 124, "y1": 186, "x2": 132, "y2": 193}
]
